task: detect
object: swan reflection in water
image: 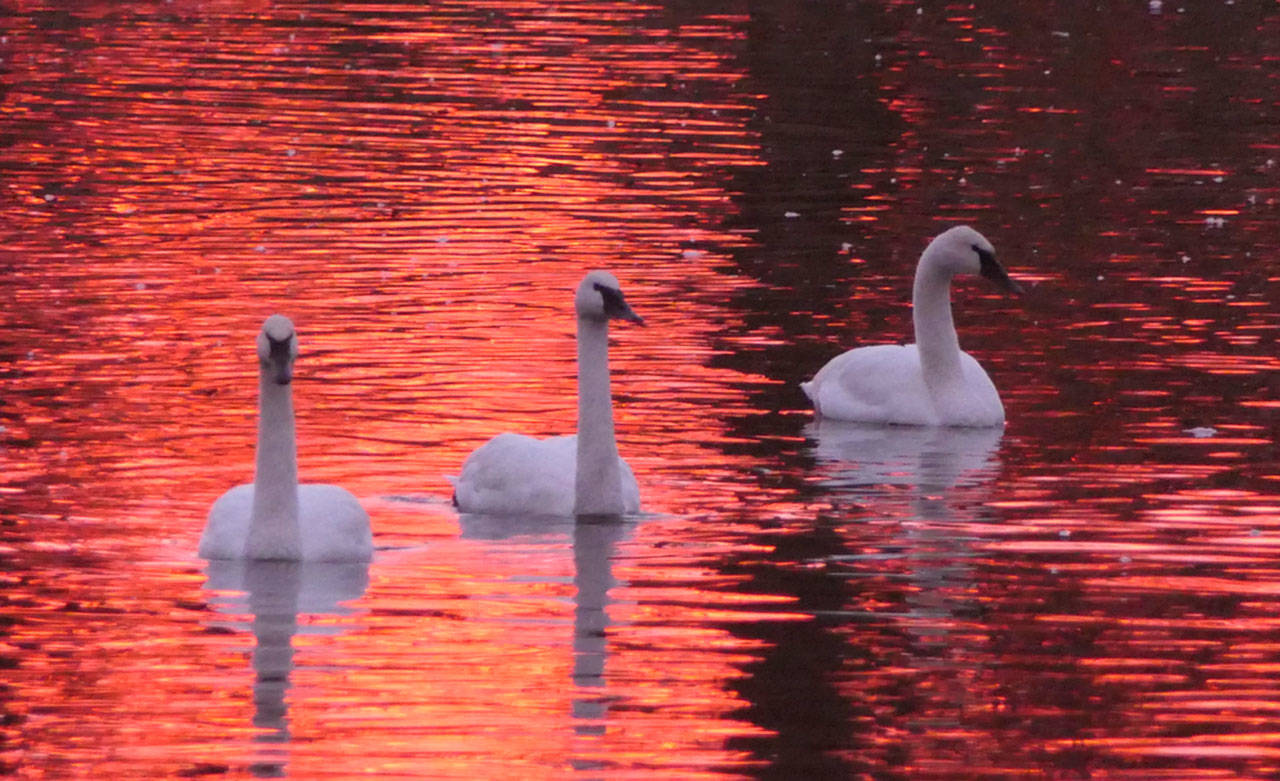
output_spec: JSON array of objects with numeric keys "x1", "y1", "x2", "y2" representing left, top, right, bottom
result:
[
  {"x1": 203, "y1": 560, "x2": 370, "y2": 777},
  {"x1": 805, "y1": 421, "x2": 1003, "y2": 636},
  {"x1": 805, "y1": 421, "x2": 1004, "y2": 496},
  {"x1": 457, "y1": 512, "x2": 630, "y2": 740}
]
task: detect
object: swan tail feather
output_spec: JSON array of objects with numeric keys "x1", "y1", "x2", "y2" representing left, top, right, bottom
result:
[{"x1": 800, "y1": 380, "x2": 821, "y2": 416}]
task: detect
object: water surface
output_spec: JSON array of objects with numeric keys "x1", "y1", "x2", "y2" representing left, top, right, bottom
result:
[{"x1": 2, "y1": 1, "x2": 1278, "y2": 777}]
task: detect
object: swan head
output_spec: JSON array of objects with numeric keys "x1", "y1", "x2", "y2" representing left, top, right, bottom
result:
[
  {"x1": 575, "y1": 270, "x2": 644, "y2": 325},
  {"x1": 923, "y1": 226, "x2": 1024, "y2": 295},
  {"x1": 256, "y1": 315, "x2": 298, "y2": 385}
]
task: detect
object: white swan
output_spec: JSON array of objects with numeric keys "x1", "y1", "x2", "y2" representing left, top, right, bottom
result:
[
  {"x1": 452, "y1": 271, "x2": 643, "y2": 517},
  {"x1": 199, "y1": 315, "x2": 373, "y2": 561},
  {"x1": 801, "y1": 226, "x2": 1023, "y2": 427}
]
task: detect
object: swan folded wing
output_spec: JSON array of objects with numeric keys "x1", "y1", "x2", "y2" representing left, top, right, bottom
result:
[
  {"x1": 200, "y1": 483, "x2": 371, "y2": 561},
  {"x1": 298, "y1": 484, "x2": 374, "y2": 561},
  {"x1": 947, "y1": 352, "x2": 1006, "y2": 427},
  {"x1": 454, "y1": 432, "x2": 578, "y2": 516},
  {"x1": 618, "y1": 459, "x2": 641, "y2": 514},
  {"x1": 804, "y1": 344, "x2": 940, "y2": 425},
  {"x1": 199, "y1": 483, "x2": 256, "y2": 559}
]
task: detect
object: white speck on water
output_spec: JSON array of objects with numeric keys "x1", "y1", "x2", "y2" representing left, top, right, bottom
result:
[
  {"x1": 1185, "y1": 426, "x2": 1217, "y2": 438},
  {"x1": 285, "y1": 148, "x2": 296, "y2": 157},
  {"x1": 681, "y1": 249, "x2": 705, "y2": 260},
  {"x1": 841, "y1": 242, "x2": 853, "y2": 253},
  {"x1": 435, "y1": 236, "x2": 449, "y2": 244},
  {"x1": 832, "y1": 149, "x2": 843, "y2": 158},
  {"x1": 1052, "y1": 30, "x2": 1070, "y2": 38},
  {"x1": 1149, "y1": 0, "x2": 1163, "y2": 12},
  {"x1": 1059, "y1": 529, "x2": 1071, "y2": 538},
  {"x1": 43, "y1": 193, "x2": 56, "y2": 202},
  {"x1": 1120, "y1": 555, "x2": 1132, "y2": 564},
  {"x1": 254, "y1": 245, "x2": 267, "y2": 253},
  {"x1": 134, "y1": 282, "x2": 146, "y2": 291},
  {"x1": 784, "y1": 211, "x2": 800, "y2": 219},
  {"x1": 1180, "y1": 254, "x2": 1191, "y2": 263},
  {"x1": 606, "y1": 118, "x2": 616, "y2": 129},
  {"x1": 1096, "y1": 274, "x2": 1105, "y2": 281}
]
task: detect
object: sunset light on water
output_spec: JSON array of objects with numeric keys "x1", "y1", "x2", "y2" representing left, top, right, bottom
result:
[{"x1": 2, "y1": 1, "x2": 1278, "y2": 777}]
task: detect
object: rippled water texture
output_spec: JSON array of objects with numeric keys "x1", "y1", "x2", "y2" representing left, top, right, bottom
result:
[{"x1": 2, "y1": 1, "x2": 1278, "y2": 778}]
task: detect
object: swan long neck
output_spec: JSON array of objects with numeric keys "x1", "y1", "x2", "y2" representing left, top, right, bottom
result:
[
  {"x1": 912, "y1": 261, "x2": 964, "y2": 387},
  {"x1": 247, "y1": 371, "x2": 302, "y2": 559},
  {"x1": 574, "y1": 315, "x2": 624, "y2": 516}
]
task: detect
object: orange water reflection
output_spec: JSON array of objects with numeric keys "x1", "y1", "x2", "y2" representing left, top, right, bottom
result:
[{"x1": 2, "y1": 0, "x2": 1280, "y2": 778}]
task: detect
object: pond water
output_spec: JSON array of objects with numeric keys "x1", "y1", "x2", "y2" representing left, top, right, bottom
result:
[{"x1": 2, "y1": 1, "x2": 1278, "y2": 777}]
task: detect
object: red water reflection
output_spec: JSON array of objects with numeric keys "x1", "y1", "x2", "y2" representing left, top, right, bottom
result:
[
  {"x1": 2, "y1": 0, "x2": 1279, "y2": 778},
  {"x1": 1, "y1": 1, "x2": 778, "y2": 777}
]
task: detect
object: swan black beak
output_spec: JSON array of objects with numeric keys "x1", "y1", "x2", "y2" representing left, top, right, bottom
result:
[
  {"x1": 266, "y1": 334, "x2": 295, "y2": 384},
  {"x1": 977, "y1": 248, "x2": 1025, "y2": 296},
  {"x1": 618, "y1": 306, "x2": 645, "y2": 326}
]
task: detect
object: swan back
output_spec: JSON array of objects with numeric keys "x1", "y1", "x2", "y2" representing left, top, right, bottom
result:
[{"x1": 454, "y1": 434, "x2": 578, "y2": 515}]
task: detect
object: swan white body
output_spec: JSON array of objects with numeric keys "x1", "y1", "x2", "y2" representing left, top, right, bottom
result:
[
  {"x1": 801, "y1": 226, "x2": 1022, "y2": 427},
  {"x1": 200, "y1": 315, "x2": 373, "y2": 561},
  {"x1": 452, "y1": 433, "x2": 640, "y2": 517},
  {"x1": 453, "y1": 271, "x2": 643, "y2": 517}
]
